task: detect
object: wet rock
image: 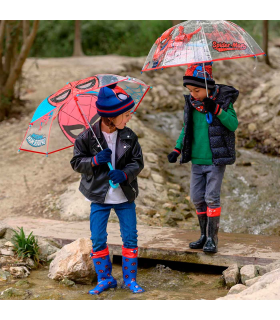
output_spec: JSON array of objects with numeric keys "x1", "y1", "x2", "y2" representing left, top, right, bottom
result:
[
  {"x1": 60, "y1": 278, "x2": 75, "y2": 287},
  {"x1": 151, "y1": 173, "x2": 164, "y2": 184},
  {"x1": 25, "y1": 258, "x2": 36, "y2": 269},
  {"x1": 37, "y1": 237, "x2": 61, "y2": 260},
  {"x1": 15, "y1": 279, "x2": 33, "y2": 289},
  {"x1": 227, "y1": 284, "x2": 247, "y2": 295},
  {"x1": 9, "y1": 266, "x2": 30, "y2": 278},
  {"x1": 245, "y1": 276, "x2": 262, "y2": 287},
  {"x1": 222, "y1": 264, "x2": 240, "y2": 288},
  {"x1": 0, "y1": 247, "x2": 15, "y2": 256},
  {"x1": 240, "y1": 265, "x2": 258, "y2": 284},
  {"x1": 155, "y1": 264, "x2": 172, "y2": 273},
  {"x1": 48, "y1": 238, "x2": 96, "y2": 284},
  {"x1": 0, "y1": 269, "x2": 10, "y2": 281},
  {"x1": 0, "y1": 287, "x2": 27, "y2": 299}
]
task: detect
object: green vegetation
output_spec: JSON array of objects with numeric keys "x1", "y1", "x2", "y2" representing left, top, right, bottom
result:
[
  {"x1": 30, "y1": 20, "x2": 280, "y2": 58},
  {"x1": 11, "y1": 227, "x2": 40, "y2": 266}
]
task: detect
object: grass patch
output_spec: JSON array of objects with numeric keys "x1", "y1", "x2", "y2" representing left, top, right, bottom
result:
[{"x1": 11, "y1": 227, "x2": 40, "y2": 267}]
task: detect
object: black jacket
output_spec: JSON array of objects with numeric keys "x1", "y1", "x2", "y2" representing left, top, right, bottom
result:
[
  {"x1": 181, "y1": 85, "x2": 239, "y2": 166},
  {"x1": 70, "y1": 120, "x2": 144, "y2": 203}
]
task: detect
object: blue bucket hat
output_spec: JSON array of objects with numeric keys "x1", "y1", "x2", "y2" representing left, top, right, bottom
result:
[{"x1": 96, "y1": 85, "x2": 135, "y2": 118}]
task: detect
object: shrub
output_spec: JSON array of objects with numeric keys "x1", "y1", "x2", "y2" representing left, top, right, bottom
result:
[{"x1": 11, "y1": 227, "x2": 40, "y2": 266}]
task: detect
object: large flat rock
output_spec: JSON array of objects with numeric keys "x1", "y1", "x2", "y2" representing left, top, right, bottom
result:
[{"x1": 2, "y1": 217, "x2": 280, "y2": 267}]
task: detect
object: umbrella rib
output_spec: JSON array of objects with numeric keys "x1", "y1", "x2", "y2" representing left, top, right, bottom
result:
[
  {"x1": 226, "y1": 21, "x2": 255, "y2": 57},
  {"x1": 59, "y1": 109, "x2": 86, "y2": 125},
  {"x1": 214, "y1": 21, "x2": 232, "y2": 60},
  {"x1": 198, "y1": 20, "x2": 213, "y2": 62}
]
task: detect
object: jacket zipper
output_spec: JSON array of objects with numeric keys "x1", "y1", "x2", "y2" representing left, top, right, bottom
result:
[{"x1": 130, "y1": 184, "x2": 137, "y2": 200}]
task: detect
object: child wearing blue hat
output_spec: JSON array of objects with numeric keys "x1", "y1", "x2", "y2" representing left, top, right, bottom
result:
[
  {"x1": 70, "y1": 84, "x2": 145, "y2": 294},
  {"x1": 167, "y1": 62, "x2": 239, "y2": 254}
]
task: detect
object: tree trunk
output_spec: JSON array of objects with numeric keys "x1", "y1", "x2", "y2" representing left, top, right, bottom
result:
[
  {"x1": 0, "y1": 20, "x2": 39, "y2": 121},
  {"x1": 73, "y1": 20, "x2": 84, "y2": 56},
  {"x1": 172, "y1": 20, "x2": 181, "y2": 26},
  {"x1": 263, "y1": 20, "x2": 271, "y2": 66}
]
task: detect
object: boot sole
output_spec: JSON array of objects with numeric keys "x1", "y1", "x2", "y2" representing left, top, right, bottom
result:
[
  {"x1": 203, "y1": 248, "x2": 218, "y2": 253},
  {"x1": 189, "y1": 244, "x2": 205, "y2": 249},
  {"x1": 88, "y1": 282, "x2": 117, "y2": 295}
]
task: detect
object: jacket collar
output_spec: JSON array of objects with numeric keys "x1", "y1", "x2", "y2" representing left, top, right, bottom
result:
[{"x1": 92, "y1": 119, "x2": 134, "y2": 141}]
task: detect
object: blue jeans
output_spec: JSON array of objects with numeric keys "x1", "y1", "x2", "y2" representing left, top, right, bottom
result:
[
  {"x1": 190, "y1": 164, "x2": 226, "y2": 212},
  {"x1": 90, "y1": 201, "x2": 138, "y2": 252}
]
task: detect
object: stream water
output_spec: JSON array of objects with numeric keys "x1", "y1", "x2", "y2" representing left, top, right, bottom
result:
[
  {"x1": 0, "y1": 260, "x2": 227, "y2": 300},
  {"x1": 141, "y1": 110, "x2": 280, "y2": 236}
]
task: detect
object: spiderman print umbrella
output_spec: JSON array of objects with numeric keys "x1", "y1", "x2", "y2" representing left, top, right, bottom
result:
[
  {"x1": 19, "y1": 74, "x2": 150, "y2": 156},
  {"x1": 142, "y1": 20, "x2": 265, "y2": 72},
  {"x1": 18, "y1": 74, "x2": 151, "y2": 188},
  {"x1": 142, "y1": 20, "x2": 265, "y2": 123}
]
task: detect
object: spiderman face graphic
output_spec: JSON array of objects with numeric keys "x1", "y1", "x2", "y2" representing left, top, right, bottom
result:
[{"x1": 47, "y1": 76, "x2": 99, "y2": 144}]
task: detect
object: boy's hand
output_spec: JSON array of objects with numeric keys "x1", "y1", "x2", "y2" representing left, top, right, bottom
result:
[
  {"x1": 108, "y1": 170, "x2": 127, "y2": 184},
  {"x1": 92, "y1": 148, "x2": 112, "y2": 166},
  {"x1": 167, "y1": 148, "x2": 181, "y2": 163},
  {"x1": 203, "y1": 98, "x2": 221, "y2": 115}
]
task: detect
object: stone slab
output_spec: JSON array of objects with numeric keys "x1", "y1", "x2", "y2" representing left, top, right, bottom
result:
[{"x1": 1, "y1": 217, "x2": 280, "y2": 267}]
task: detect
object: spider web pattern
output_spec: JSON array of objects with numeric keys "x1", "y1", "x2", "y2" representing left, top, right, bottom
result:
[{"x1": 121, "y1": 84, "x2": 146, "y2": 106}]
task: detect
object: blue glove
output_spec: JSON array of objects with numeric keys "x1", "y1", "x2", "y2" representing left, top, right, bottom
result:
[
  {"x1": 92, "y1": 148, "x2": 112, "y2": 166},
  {"x1": 108, "y1": 170, "x2": 127, "y2": 184}
]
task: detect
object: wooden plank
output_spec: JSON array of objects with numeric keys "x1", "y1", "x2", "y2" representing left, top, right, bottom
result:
[{"x1": 1, "y1": 217, "x2": 280, "y2": 267}]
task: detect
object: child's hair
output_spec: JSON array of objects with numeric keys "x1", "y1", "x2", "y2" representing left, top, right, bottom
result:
[{"x1": 101, "y1": 117, "x2": 116, "y2": 130}]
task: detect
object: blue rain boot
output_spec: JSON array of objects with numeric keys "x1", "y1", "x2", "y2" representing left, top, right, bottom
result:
[
  {"x1": 121, "y1": 246, "x2": 145, "y2": 293},
  {"x1": 88, "y1": 246, "x2": 117, "y2": 295}
]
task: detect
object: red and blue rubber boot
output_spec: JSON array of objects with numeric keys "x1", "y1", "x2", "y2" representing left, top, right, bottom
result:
[
  {"x1": 88, "y1": 246, "x2": 117, "y2": 295},
  {"x1": 121, "y1": 246, "x2": 145, "y2": 293}
]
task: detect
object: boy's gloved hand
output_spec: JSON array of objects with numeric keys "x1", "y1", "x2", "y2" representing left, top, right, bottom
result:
[
  {"x1": 108, "y1": 170, "x2": 127, "y2": 184},
  {"x1": 203, "y1": 98, "x2": 221, "y2": 115},
  {"x1": 167, "y1": 148, "x2": 181, "y2": 163},
  {"x1": 92, "y1": 148, "x2": 112, "y2": 166}
]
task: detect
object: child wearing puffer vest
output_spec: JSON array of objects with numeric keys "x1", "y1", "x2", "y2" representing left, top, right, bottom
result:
[
  {"x1": 167, "y1": 62, "x2": 239, "y2": 253},
  {"x1": 71, "y1": 84, "x2": 145, "y2": 294}
]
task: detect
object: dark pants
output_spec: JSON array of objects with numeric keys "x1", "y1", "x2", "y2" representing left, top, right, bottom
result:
[
  {"x1": 90, "y1": 201, "x2": 138, "y2": 252},
  {"x1": 190, "y1": 164, "x2": 226, "y2": 212}
]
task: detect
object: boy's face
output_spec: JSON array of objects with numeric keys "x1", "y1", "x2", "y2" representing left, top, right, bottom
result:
[
  {"x1": 186, "y1": 85, "x2": 209, "y2": 101},
  {"x1": 110, "y1": 110, "x2": 133, "y2": 130}
]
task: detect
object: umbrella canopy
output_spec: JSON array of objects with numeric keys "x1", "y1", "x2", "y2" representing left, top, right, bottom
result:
[
  {"x1": 142, "y1": 20, "x2": 265, "y2": 72},
  {"x1": 19, "y1": 74, "x2": 151, "y2": 156}
]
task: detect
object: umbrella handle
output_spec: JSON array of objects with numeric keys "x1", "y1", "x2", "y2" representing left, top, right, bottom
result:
[
  {"x1": 206, "y1": 112, "x2": 213, "y2": 124},
  {"x1": 107, "y1": 162, "x2": 119, "y2": 189}
]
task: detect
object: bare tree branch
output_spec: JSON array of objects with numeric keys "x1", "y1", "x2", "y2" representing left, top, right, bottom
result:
[
  {"x1": 22, "y1": 20, "x2": 30, "y2": 42},
  {"x1": 3, "y1": 20, "x2": 39, "y2": 97},
  {"x1": 0, "y1": 20, "x2": 6, "y2": 75}
]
